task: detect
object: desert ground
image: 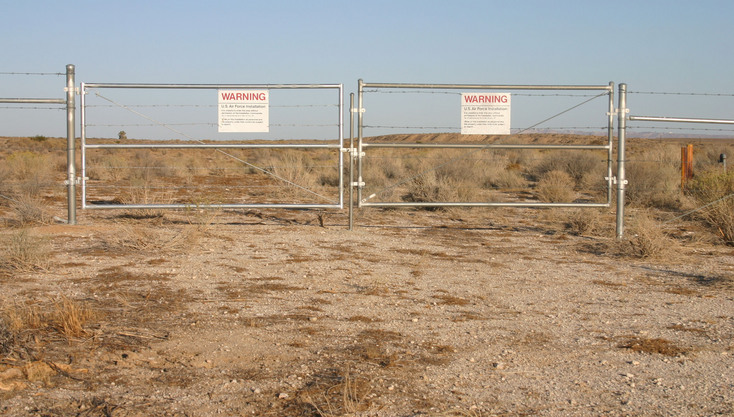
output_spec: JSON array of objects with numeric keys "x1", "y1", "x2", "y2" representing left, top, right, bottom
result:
[{"x1": 1, "y1": 135, "x2": 733, "y2": 416}]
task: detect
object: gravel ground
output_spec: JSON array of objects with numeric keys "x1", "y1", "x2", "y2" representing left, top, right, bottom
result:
[{"x1": 1, "y1": 207, "x2": 733, "y2": 416}]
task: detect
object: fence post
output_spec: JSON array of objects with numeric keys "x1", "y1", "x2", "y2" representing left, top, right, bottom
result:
[
  {"x1": 682, "y1": 144, "x2": 693, "y2": 189},
  {"x1": 616, "y1": 83, "x2": 628, "y2": 239},
  {"x1": 65, "y1": 64, "x2": 76, "y2": 225},
  {"x1": 349, "y1": 93, "x2": 354, "y2": 231}
]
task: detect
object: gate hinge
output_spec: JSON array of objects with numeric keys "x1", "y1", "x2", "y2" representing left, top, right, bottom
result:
[
  {"x1": 342, "y1": 148, "x2": 365, "y2": 158},
  {"x1": 606, "y1": 176, "x2": 628, "y2": 185}
]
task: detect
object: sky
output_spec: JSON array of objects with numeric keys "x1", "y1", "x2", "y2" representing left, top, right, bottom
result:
[{"x1": 1, "y1": 0, "x2": 733, "y2": 139}]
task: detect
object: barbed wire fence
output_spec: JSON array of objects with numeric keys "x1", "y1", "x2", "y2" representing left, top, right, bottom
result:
[
  {"x1": 0, "y1": 66, "x2": 76, "y2": 224},
  {"x1": 619, "y1": 87, "x2": 734, "y2": 242}
]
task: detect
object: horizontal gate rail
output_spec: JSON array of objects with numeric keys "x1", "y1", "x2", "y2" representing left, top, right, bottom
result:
[
  {"x1": 362, "y1": 143, "x2": 609, "y2": 150},
  {"x1": 81, "y1": 82, "x2": 343, "y2": 211},
  {"x1": 84, "y1": 143, "x2": 339, "y2": 149},
  {"x1": 0, "y1": 98, "x2": 66, "y2": 104},
  {"x1": 629, "y1": 115, "x2": 734, "y2": 125},
  {"x1": 356, "y1": 80, "x2": 616, "y2": 211}
]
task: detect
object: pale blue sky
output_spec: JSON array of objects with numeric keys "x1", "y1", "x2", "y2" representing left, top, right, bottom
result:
[{"x1": 2, "y1": 0, "x2": 733, "y2": 138}]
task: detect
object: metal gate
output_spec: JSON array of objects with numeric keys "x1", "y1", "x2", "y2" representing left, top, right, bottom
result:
[
  {"x1": 80, "y1": 83, "x2": 344, "y2": 210},
  {"x1": 351, "y1": 80, "x2": 616, "y2": 225},
  {"x1": 615, "y1": 83, "x2": 734, "y2": 238}
]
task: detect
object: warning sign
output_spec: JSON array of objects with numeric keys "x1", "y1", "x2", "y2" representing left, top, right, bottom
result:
[
  {"x1": 218, "y1": 90, "x2": 269, "y2": 133},
  {"x1": 461, "y1": 93, "x2": 511, "y2": 135}
]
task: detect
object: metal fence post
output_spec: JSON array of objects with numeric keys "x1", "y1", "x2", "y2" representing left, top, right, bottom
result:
[
  {"x1": 349, "y1": 93, "x2": 354, "y2": 230},
  {"x1": 357, "y1": 79, "x2": 364, "y2": 206},
  {"x1": 616, "y1": 83, "x2": 627, "y2": 239},
  {"x1": 65, "y1": 64, "x2": 76, "y2": 225}
]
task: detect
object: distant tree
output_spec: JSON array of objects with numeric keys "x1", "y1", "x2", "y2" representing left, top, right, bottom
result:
[{"x1": 118, "y1": 131, "x2": 127, "y2": 140}]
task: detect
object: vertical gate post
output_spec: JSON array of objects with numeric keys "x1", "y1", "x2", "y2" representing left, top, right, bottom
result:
[
  {"x1": 357, "y1": 79, "x2": 364, "y2": 206},
  {"x1": 616, "y1": 83, "x2": 627, "y2": 239},
  {"x1": 349, "y1": 93, "x2": 354, "y2": 230},
  {"x1": 607, "y1": 81, "x2": 615, "y2": 205},
  {"x1": 65, "y1": 64, "x2": 76, "y2": 225}
]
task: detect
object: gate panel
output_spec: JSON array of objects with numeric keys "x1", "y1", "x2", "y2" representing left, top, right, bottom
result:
[
  {"x1": 355, "y1": 81, "x2": 615, "y2": 210},
  {"x1": 80, "y1": 83, "x2": 343, "y2": 210}
]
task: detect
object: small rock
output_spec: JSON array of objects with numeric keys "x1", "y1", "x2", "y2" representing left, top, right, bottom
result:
[{"x1": 278, "y1": 393, "x2": 289, "y2": 399}]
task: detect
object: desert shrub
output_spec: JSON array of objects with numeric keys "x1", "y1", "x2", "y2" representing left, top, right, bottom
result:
[
  {"x1": 368, "y1": 155, "x2": 406, "y2": 184},
  {"x1": 529, "y1": 150, "x2": 602, "y2": 188},
  {"x1": 10, "y1": 193, "x2": 52, "y2": 226},
  {"x1": 687, "y1": 169, "x2": 734, "y2": 245},
  {"x1": 30, "y1": 135, "x2": 48, "y2": 142},
  {"x1": 402, "y1": 171, "x2": 463, "y2": 208},
  {"x1": 624, "y1": 161, "x2": 681, "y2": 209},
  {"x1": 87, "y1": 153, "x2": 130, "y2": 181},
  {"x1": 566, "y1": 208, "x2": 605, "y2": 236},
  {"x1": 536, "y1": 170, "x2": 575, "y2": 203},
  {"x1": 5, "y1": 151, "x2": 54, "y2": 196},
  {"x1": 261, "y1": 150, "x2": 319, "y2": 194},
  {"x1": 0, "y1": 229, "x2": 51, "y2": 272},
  {"x1": 621, "y1": 212, "x2": 672, "y2": 258},
  {"x1": 482, "y1": 165, "x2": 527, "y2": 190}
]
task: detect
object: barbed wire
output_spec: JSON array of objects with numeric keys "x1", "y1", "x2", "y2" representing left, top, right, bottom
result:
[
  {"x1": 628, "y1": 91, "x2": 734, "y2": 97},
  {"x1": 0, "y1": 71, "x2": 64, "y2": 76}
]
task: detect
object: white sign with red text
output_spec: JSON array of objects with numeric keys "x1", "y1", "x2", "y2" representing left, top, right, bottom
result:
[
  {"x1": 218, "y1": 90, "x2": 269, "y2": 133},
  {"x1": 461, "y1": 93, "x2": 511, "y2": 135}
]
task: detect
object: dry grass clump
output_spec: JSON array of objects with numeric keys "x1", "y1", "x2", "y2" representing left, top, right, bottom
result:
[
  {"x1": 686, "y1": 169, "x2": 734, "y2": 245},
  {"x1": 536, "y1": 170, "x2": 575, "y2": 203},
  {"x1": 0, "y1": 229, "x2": 51, "y2": 272},
  {"x1": 1, "y1": 296, "x2": 99, "y2": 346},
  {"x1": 9, "y1": 193, "x2": 53, "y2": 226},
  {"x1": 624, "y1": 144, "x2": 682, "y2": 209},
  {"x1": 618, "y1": 336, "x2": 688, "y2": 356},
  {"x1": 87, "y1": 152, "x2": 130, "y2": 181},
  {"x1": 619, "y1": 212, "x2": 673, "y2": 258},
  {"x1": 52, "y1": 296, "x2": 98, "y2": 339},
  {"x1": 530, "y1": 150, "x2": 602, "y2": 188},
  {"x1": 565, "y1": 208, "x2": 605, "y2": 236},
  {"x1": 300, "y1": 368, "x2": 373, "y2": 416},
  {"x1": 104, "y1": 225, "x2": 200, "y2": 253},
  {"x1": 402, "y1": 171, "x2": 466, "y2": 207},
  {"x1": 260, "y1": 149, "x2": 319, "y2": 193},
  {"x1": 5, "y1": 151, "x2": 55, "y2": 189}
]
